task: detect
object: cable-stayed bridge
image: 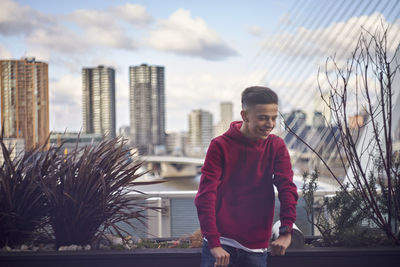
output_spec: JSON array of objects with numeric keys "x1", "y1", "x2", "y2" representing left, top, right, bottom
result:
[{"x1": 235, "y1": 0, "x2": 400, "y2": 178}]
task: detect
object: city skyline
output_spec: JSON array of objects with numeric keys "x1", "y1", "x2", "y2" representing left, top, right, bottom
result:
[{"x1": 0, "y1": 0, "x2": 399, "y2": 133}]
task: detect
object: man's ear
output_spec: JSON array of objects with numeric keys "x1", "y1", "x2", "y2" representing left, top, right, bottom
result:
[{"x1": 240, "y1": 110, "x2": 247, "y2": 122}]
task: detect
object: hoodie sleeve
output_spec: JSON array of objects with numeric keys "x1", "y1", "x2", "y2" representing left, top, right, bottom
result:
[
  {"x1": 272, "y1": 138, "x2": 298, "y2": 231},
  {"x1": 194, "y1": 140, "x2": 223, "y2": 248}
]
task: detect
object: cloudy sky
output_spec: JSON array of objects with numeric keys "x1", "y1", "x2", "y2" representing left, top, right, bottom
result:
[{"x1": 1, "y1": 0, "x2": 399, "y2": 133}]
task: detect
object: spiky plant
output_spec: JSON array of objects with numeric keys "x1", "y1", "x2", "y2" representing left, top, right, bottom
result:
[
  {"x1": 0, "y1": 138, "x2": 54, "y2": 247},
  {"x1": 40, "y1": 137, "x2": 162, "y2": 248}
]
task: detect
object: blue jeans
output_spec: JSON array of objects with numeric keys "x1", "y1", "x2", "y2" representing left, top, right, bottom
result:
[{"x1": 201, "y1": 240, "x2": 268, "y2": 267}]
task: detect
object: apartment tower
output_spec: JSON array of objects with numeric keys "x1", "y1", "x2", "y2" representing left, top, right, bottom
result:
[
  {"x1": 214, "y1": 101, "x2": 233, "y2": 137},
  {"x1": 129, "y1": 64, "x2": 165, "y2": 154},
  {"x1": 188, "y1": 109, "x2": 213, "y2": 157},
  {"x1": 82, "y1": 65, "x2": 116, "y2": 137},
  {"x1": 0, "y1": 57, "x2": 49, "y2": 149}
]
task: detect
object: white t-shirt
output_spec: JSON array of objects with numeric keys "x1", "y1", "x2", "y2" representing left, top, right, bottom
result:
[{"x1": 204, "y1": 237, "x2": 268, "y2": 253}]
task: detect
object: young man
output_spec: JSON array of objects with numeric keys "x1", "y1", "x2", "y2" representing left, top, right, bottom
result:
[{"x1": 195, "y1": 86, "x2": 298, "y2": 267}]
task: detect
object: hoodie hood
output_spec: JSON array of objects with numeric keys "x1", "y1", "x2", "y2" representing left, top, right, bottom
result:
[{"x1": 224, "y1": 121, "x2": 272, "y2": 145}]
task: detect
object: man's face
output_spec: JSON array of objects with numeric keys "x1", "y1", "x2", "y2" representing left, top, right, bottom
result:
[{"x1": 241, "y1": 104, "x2": 278, "y2": 140}]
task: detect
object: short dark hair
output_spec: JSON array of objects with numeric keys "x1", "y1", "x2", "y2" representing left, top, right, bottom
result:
[{"x1": 241, "y1": 86, "x2": 278, "y2": 109}]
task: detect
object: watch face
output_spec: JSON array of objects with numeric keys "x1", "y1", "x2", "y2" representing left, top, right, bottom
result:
[{"x1": 279, "y1": 226, "x2": 288, "y2": 234}]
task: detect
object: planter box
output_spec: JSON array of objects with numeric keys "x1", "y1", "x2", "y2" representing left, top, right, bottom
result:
[
  {"x1": 0, "y1": 249, "x2": 202, "y2": 267},
  {"x1": 269, "y1": 247, "x2": 400, "y2": 267},
  {"x1": 1, "y1": 247, "x2": 400, "y2": 267}
]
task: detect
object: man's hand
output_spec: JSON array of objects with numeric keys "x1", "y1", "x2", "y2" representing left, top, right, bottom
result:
[
  {"x1": 270, "y1": 234, "x2": 292, "y2": 256},
  {"x1": 210, "y1": 246, "x2": 230, "y2": 266}
]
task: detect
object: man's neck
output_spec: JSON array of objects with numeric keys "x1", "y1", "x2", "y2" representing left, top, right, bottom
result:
[{"x1": 240, "y1": 122, "x2": 257, "y2": 140}]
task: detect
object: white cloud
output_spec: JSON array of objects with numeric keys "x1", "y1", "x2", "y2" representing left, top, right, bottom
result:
[
  {"x1": 69, "y1": 9, "x2": 116, "y2": 29},
  {"x1": 111, "y1": 3, "x2": 153, "y2": 26},
  {"x1": 67, "y1": 9, "x2": 138, "y2": 50},
  {"x1": 27, "y1": 25, "x2": 88, "y2": 54},
  {"x1": 2, "y1": 2, "x2": 235, "y2": 61},
  {"x1": 49, "y1": 74, "x2": 82, "y2": 131},
  {"x1": 65, "y1": 4, "x2": 152, "y2": 50},
  {"x1": 147, "y1": 8, "x2": 237, "y2": 60},
  {"x1": 50, "y1": 74, "x2": 81, "y2": 102},
  {"x1": 115, "y1": 76, "x2": 130, "y2": 129},
  {"x1": 0, "y1": 0, "x2": 53, "y2": 36},
  {"x1": 85, "y1": 26, "x2": 137, "y2": 50},
  {"x1": 23, "y1": 3, "x2": 147, "y2": 55}
]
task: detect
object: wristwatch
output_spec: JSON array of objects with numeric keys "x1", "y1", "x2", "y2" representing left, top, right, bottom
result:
[{"x1": 279, "y1": 225, "x2": 293, "y2": 235}]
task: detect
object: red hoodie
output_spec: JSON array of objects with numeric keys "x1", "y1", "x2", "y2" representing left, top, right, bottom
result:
[{"x1": 195, "y1": 121, "x2": 298, "y2": 249}]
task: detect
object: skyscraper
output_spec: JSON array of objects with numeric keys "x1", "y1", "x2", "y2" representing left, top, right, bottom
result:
[
  {"x1": 129, "y1": 64, "x2": 165, "y2": 154},
  {"x1": 188, "y1": 109, "x2": 213, "y2": 157},
  {"x1": 214, "y1": 101, "x2": 233, "y2": 137},
  {"x1": 0, "y1": 57, "x2": 49, "y2": 149},
  {"x1": 82, "y1": 65, "x2": 116, "y2": 137}
]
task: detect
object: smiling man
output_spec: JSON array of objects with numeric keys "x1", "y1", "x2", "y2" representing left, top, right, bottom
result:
[{"x1": 195, "y1": 86, "x2": 298, "y2": 267}]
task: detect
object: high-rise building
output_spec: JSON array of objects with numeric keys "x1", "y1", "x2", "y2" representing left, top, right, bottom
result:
[
  {"x1": 283, "y1": 110, "x2": 307, "y2": 132},
  {"x1": 0, "y1": 57, "x2": 49, "y2": 149},
  {"x1": 214, "y1": 101, "x2": 233, "y2": 137},
  {"x1": 82, "y1": 65, "x2": 116, "y2": 137},
  {"x1": 166, "y1": 131, "x2": 186, "y2": 156},
  {"x1": 188, "y1": 109, "x2": 213, "y2": 157},
  {"x1": 129, "y1": 64, "x2": 165, "y2": 154}
]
